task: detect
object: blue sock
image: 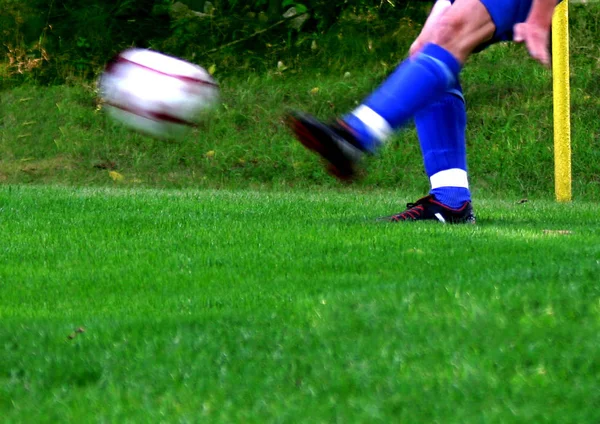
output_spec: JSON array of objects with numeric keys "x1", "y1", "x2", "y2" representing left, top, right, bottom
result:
[
  {"x1": 343, "y1": 43, "x2": 462, "y2": 152},
  {"x1": 415, "y1": 82, "x2": 471, "y2": 209}
]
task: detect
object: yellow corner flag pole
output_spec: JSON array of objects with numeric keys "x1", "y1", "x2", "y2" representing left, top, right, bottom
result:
[{"x1": 552, "y1": 1, "x2": 572, "y2": 202}]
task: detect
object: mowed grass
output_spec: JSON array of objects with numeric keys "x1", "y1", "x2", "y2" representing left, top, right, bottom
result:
[{"x1": 1, "y1": 185, "x2": 599, "y2": 423}]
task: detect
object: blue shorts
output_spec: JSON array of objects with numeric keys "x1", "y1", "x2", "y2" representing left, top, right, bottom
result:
[{"x1": 448, "y1": 0, "x2": 561, "y2": 50}]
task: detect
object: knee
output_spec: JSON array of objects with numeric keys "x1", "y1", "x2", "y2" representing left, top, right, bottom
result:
[
  {"x1": 430, "y1": 15, "x2": 468, "y2": 46},
  {"x1": 410, "y1": 16, "x2": 465, "y2": 57}
]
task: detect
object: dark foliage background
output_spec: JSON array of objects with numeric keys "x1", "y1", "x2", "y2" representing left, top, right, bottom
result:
[{"x1": 1, "y1": 0, "x2": 430, "y2": 85}]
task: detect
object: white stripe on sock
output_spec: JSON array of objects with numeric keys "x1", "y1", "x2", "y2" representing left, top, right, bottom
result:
[
  {"x1": 351, "y1": 105, "x2": 393, "y2": 142},
  {"x1": 430, "y1": 168, "x2": 469, "y2": 189},
  {"x1": 420, "y1": 54, "x2": 456, "y2": 87}
]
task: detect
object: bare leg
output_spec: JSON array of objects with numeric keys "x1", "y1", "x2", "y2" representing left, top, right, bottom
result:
[{"x1": 411, "y1": 0, "x2": 496, "y2": 63}]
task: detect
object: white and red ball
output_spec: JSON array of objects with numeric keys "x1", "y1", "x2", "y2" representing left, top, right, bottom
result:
[{"x1": 98, "y1": 48, "x2": 219, "y2": 138}]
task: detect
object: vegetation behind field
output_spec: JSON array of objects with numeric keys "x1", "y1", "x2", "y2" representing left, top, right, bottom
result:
[{"x1": 1, "y1": 2, "x2": 599, "y2": 199}]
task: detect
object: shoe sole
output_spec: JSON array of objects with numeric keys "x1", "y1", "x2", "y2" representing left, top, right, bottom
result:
[
  {"x1": 377, "y1": 199, "x2": 476, "y2": 224},
  {"x1": 377, "y1": 214, "x2": 476, "y2": 224},
  {"x1": 286, "y1": 114, "x2": 355, "y2": 181}
]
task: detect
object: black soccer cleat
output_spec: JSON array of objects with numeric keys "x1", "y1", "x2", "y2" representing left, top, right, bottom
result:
[
  {"x1": 286, "y1": 111, "x2": 366, "y2": 181},
  {"x1": 378, "y1": 195, "x2": 476, "y2": 224}
]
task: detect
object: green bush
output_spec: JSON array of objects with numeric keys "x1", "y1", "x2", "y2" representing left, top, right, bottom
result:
[{"x1": 0, "y1": 0, "x2": 428, "y2": 85}]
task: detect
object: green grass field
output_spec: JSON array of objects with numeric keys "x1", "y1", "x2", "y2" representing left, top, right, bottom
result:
[{"x1": 1, "y1": 185, "x2": 599, "y2": 422}]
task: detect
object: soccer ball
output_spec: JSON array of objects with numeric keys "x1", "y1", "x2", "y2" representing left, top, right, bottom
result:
[{"x1": 98, "y1": 48, "x2": 219, "y2": 139}]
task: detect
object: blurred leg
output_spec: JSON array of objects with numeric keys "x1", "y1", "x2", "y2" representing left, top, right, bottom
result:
[{"x1": 343, "y1": 0, "x2": 494, "y2": 150}]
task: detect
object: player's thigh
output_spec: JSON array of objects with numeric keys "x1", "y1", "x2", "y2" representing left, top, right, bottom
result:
[
  {"x1": 461, "y1": 0, "x2": 540, "y2": 51},
  {"x1": 426, "y1": 0, "x2": 496, "y2": 62}
]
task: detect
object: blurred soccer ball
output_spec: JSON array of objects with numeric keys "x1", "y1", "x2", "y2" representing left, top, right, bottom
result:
[{"x1": 98, "y1": 48, "x2": 219, "y2": 139}]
